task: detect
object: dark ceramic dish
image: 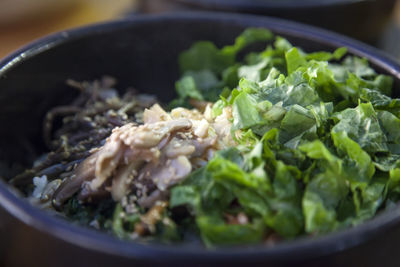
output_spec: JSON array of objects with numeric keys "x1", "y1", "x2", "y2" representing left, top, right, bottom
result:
[
  {"x1": 1, "y1": 12, "x2": 400, "y2": 267},
  {"x1": 139, "y1": 0, "x2": 396, "y2": 43}
]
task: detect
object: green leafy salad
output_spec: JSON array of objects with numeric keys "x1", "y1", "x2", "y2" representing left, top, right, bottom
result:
[{"x1": 11, "y1": 28, "x2": 400, "y2": 247}]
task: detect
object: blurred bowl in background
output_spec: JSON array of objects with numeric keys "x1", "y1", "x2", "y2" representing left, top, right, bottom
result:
[{"x1": 139, "y1": 0, "x2": 397, "y2": 43}]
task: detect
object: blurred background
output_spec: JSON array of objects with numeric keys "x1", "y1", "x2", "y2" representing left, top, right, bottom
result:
[{"x1": 1, "y1": 0, "x2": 400, "y2": 59}]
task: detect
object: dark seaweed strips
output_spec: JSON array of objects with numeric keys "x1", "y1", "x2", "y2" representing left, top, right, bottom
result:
[
  {"x1": 9, "y1": 77, "x2": 158, "y2": 232},
  {"x1": 10, "y1": 77, "x2": 157, "y2": 188}
]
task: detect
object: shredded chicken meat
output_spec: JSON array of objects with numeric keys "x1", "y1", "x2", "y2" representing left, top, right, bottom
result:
[{"x1": 52, "y1": 103, "x2": 234, "y2": 209}]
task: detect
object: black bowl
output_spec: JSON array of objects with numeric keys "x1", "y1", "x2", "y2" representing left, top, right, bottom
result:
[
  {"x1": 1, "y1": 12, "x2": 400, "y2": 267},
  {"x1": 139, "y1": 0, "x2": 396, "y2": 43}
]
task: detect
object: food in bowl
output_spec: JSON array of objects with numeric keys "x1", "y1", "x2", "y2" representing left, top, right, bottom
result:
[{"x1": 9, "y1": 28, "x2": 400, "y2": 247}]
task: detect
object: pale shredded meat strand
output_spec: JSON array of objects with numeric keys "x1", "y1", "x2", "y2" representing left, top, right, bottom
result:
[{"x1": 54, "y1": 103, "x2": 234, "y2": 208}]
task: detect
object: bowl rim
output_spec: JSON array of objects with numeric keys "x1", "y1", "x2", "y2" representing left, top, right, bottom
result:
[
  {"x1": 1, "y1": 11, "x2": 400, "y2": 263},
  {"x1": 173, "y1": 0, "x2": 371, "y2": 11}
]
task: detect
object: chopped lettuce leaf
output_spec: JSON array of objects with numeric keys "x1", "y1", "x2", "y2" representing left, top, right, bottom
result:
[{"x1": 167, "y1": 28, "x2": 400, "y2": 246}]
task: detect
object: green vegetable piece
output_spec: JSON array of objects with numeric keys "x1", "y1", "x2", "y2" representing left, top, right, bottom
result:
[
  {"x1": 279, "y1": 104, "x2": 316, "y2": 146},
  {"x1": 305, "y1": 47, "x2": 347, "y2": 61},
  {"x1": 112, "y1": 203, "x2": 140, "y2": 239},
  {"x1": 332, "y1": 102, "x2": 388, "y2": 153},
  {"x1": 378, "y1": 110, "x2": 400, "y2": 144},
  {"x1": 223, "y1": 28, "x2": 274, "y2": 55},
  {"x1": 300, "y1": 140, "x2": 348, "y2": 233},
  {"x1": 175, "y1": 76, "x2": 203, "y2": 101},
  {"x1": 170, "y1": 185, "x2": 201, "y2": 212},
  {"x1": 232, "y1": 92, "x2": 262, "y2": 130},
  {"x1": 179, "y1": 41, "x2": 234, "y2": 74},
  {"x1": 285, "y1": 47, "x2": 307, "y2": 74},
  {"x1": 207, "y1": 156, "x2": 269, "y2": 192},
  {"x1": 197, "y1": 216, "x2": 265, "y2": 247},
  {"x1": 331, "y1": 131, "x2": 375, "y2": 184}
]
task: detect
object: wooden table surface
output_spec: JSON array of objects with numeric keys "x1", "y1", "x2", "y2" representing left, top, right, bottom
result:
[{"x1": 0, "y1": 0, "x2": 136, "y2": 58}]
